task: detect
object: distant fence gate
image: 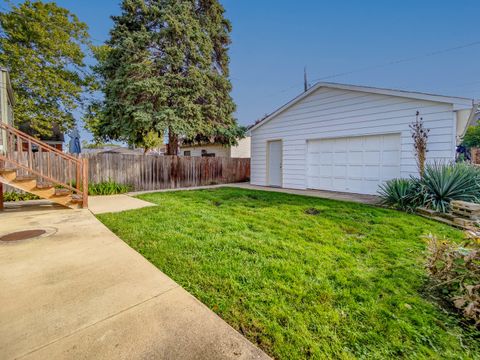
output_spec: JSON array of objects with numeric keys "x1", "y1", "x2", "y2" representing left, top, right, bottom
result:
[{"x1": 84, "y1": 154, "x2": 250, "y2": 191}]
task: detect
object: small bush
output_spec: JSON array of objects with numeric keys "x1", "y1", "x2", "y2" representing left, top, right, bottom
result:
[
  {"x1": 88, "y1": 180, "x2": 131, "y2": 195},
  {"x1": 420, "y1": 162, "x2": 480, "y2": 213},
  {"x1": 462, "y1": 124, "x2": 480, "y2": 149},
  {"x1": 3, "y1": 180, "x2": 130, "y2": 201},
  {"x1": 410, "y1": 111, "x2": 429, "y2": 178},
  {"x1": 426, "y1": 233, "x2": 480, "y2": 326},
  {"x1": 378, "y1": 178, "x2": 420, "y2": 212},
  {"x1": 3, "y1": 191, "x2": 40, "y2": 202}
]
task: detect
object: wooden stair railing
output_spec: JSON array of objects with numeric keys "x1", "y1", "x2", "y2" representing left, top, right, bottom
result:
[{"x1": 0, "y1": 122, "x2": 88, "y2": 209}]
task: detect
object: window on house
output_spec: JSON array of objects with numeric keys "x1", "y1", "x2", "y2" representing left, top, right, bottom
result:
[{"x1": 184, "y1": 150, "x2": 191, "y2": 156}]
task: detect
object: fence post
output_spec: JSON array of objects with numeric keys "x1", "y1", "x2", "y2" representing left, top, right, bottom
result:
[
  {"x1": 82, "y1": 157, "x2": 89, "y2": 208},
  {"x1": 472, "y1": 148, "x2": 479, "y2": 164}
]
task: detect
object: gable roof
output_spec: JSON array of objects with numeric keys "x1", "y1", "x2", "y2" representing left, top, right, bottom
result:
[{"x1": 250, "y1": 82, "x2": 475, "y2": 132}]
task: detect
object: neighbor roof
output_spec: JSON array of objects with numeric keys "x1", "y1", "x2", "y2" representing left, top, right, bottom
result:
[{"x1": 250, "y1": 82, "x2": 475, "y2": 132}]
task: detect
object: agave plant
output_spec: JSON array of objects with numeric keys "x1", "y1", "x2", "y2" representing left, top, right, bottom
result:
[
  {"x1": 420, "y1": 162, "x2": 480, "y2": 213},
  {"x1": 378, "y1": 178, "x2": 420, "y2": 212}
]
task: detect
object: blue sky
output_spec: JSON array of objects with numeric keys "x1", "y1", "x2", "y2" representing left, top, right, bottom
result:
[{"x1": 7, "y1": 0, "x2": 480, "y2": 142}]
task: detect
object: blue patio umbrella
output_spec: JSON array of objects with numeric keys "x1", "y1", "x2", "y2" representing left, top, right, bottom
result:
[{"x1": 68, "y1": 128, "x2": 81, "y2": 154}]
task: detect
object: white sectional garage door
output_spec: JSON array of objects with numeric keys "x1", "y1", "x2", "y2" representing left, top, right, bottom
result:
[{"x1": 306, "y1": 133, "x2": 401, "y2": 195}]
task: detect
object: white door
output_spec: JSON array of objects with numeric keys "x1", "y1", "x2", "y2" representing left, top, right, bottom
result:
[
  {"x1": 268, "y1": 140, "x2": 282, "y2": 187},
  {"x1": 307, "y1": 133, "x2": 400, "y2": 195}
]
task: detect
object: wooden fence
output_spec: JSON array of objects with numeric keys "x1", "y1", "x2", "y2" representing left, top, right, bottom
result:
[{"x1": 4, "y1": 153, "x2": 250, "y2": 192}]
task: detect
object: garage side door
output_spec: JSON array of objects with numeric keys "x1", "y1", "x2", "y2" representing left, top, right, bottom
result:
[{"x1": 307, "y1": 133, "x2": 400, "y2": 195}]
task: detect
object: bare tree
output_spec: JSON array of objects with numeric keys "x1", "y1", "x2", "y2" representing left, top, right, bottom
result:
[{"x1": 410, "y1": 111, "x2": 430, "y2": 178}]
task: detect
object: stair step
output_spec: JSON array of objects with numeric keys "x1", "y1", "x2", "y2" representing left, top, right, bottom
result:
[
  {"x1": 36, "y1": 182, "x2": 53, "y2": 189},
  {"x1": 33, "y1": 185, "x2": 56, "y2": 197},
  {"x1": 15, "y1": 175, "x2": 37, "y2": 181},
  {"x1": 0, "y1": 168, "x2": 17, "y2": 181},
  {"x1": 53, "y1": 188, "x2": 71, "y2": 197},
  {"x1": 70, "y1": 194, "x2": 83, "y2": 203}
]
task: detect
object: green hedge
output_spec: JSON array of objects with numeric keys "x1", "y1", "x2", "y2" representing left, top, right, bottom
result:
[{"x1": 4, "y1": 180, "x2": 132, "y2": 201}]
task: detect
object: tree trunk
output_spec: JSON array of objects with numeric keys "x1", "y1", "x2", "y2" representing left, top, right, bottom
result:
[{"x1": 167, "y1": 129, "x2": 179, "y2": 155}]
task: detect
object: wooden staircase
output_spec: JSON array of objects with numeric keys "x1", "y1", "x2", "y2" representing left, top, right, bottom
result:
[{"x1": 0, "y1": 122, "x2": 88, "y2": 209}]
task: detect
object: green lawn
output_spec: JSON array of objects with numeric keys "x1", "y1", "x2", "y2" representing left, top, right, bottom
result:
[{"x1": 97, "y1": 188, "x2": 479, "y2": 359}]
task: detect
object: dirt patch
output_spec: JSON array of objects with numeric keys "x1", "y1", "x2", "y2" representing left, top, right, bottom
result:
[{"x1": 304, "y1": 208, "x2": 321, "y2": 215}]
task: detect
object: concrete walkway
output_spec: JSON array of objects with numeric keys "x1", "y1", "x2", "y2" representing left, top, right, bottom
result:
[
  {"x1": 0, "y1": 204, "x2": 269, "y2": 359},
  {"x1": 88, "y1": 194, "x2": 156, "y2": 214}
]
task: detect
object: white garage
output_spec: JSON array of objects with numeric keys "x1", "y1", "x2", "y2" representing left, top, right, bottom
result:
[
  {"x1": 250, "y1": 82, "x2": 477, "y2": 195},
  {"x1": 306, "y1": 134, "x2": 400, "y2": 195}
]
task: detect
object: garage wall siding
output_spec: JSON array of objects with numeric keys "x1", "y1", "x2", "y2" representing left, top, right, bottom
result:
[{"x1": 251, "y1": 87, "x2": 455, "y2": 189}]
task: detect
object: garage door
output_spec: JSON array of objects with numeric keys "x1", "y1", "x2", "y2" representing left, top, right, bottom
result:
[{"x1": 306, "y1": 133, "x2": 400, "y2": 195}]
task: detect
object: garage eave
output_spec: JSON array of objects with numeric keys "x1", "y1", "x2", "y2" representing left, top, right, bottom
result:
[{"x1": 250, "y1": 82, "x2": 474, "y2": 132}]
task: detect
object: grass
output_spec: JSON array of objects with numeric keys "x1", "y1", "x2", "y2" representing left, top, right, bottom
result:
[{"x1": 97, "y1": 188, "x2": 479, "y2": 359}]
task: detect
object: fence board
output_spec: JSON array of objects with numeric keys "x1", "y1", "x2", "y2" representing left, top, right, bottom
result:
[{"x1": 3, "y1": 153, "x2": 250, "y2": 193}]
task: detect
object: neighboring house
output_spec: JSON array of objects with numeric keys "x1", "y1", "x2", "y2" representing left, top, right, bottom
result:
[
  {"x1": 83, "y1": 146, "x2": 145, "y2": 155},
  {"x1": 17, "y1": 122, "x2": 64, "y2": 151},
  {"x1": 249, "y1": 82, "x2": 477, "y2": 195},
  {"x1": 0, "y1": 67, "x2": 88, "y2": 208},
  {"x1": 0, "y1": 67, "x2": 15, "y2": 153},
  {"x1": 179, "y1": 136, "x2": 251, "y2": 158}
]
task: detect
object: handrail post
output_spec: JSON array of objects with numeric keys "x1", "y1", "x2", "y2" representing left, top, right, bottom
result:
[
  {"x1": 76, "y1": 157, "x2": 81, "y2": 191},
  {"x1": 28, "y1": 140, "x2": 32, "y2": 169},
  {"x1": 0, "y1": 181, "x2": 3, "y2": 211},
  {"x1": 82, "y1": 157, "x2": 88, "y2": 208},
  {"x1": 0, "y1": 159, "x2": 3, "y2": 210}
]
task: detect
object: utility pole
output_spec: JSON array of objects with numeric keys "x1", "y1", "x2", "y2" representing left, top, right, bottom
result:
[{"x1": 304, "y1": 66, "x2": 308, "y2": 92}]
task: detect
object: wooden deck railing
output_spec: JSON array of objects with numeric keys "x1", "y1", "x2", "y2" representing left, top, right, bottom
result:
[{"x1": 0, "y1": 122, "x2": 88, "y2": 208}]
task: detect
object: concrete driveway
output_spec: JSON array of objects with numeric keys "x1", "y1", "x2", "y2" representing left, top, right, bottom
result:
[{"x1": 0, "y1": 201, "x2": 269, "y2": 359}]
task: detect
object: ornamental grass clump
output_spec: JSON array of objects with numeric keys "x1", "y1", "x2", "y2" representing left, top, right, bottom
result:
[
  {"x1": 426, "y1": 232, "x2": 480, "y2": 326},
  {"x1": 88, "y1": 180, "x2": 131, "y2": 195}
]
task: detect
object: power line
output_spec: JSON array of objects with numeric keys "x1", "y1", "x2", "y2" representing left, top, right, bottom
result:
[
  {"x1": 310, "y1": 40, "x2": 480, "y2": 83},
  {"x1": 2, "y1": 3, "x2": 480, "y2": 100},
  {"x1": 261, "y1": 40, "x2": 480, "y2": 99}
]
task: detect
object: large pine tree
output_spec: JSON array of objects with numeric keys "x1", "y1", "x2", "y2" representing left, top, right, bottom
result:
[{"x1": 88, "y1": 0, "x2": 241, "y2": 154}]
